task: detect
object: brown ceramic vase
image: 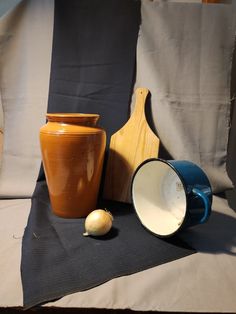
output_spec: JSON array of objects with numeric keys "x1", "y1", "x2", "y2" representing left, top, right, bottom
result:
[{"x1": 39, "y1": 113, "x2": 106, "y2": 218}]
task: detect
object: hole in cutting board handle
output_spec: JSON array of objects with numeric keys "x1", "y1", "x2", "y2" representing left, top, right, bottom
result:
[{"x1": 145, "y1": 92, "x2": 157, "y2": 136}]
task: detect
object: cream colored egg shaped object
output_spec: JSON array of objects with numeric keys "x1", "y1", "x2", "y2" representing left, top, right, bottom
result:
[{"x1": 83, "y1": 209, "x2": 113, "y2": 237}]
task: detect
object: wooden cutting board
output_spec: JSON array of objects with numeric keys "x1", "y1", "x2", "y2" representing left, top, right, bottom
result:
[{"x1": 103, "y1": 87, "x2": 160, "y2": 203}]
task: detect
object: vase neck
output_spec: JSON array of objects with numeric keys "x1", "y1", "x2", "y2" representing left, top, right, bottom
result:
[{"x1": 46, "y1": 113, "x2": 99, "y2": 127}]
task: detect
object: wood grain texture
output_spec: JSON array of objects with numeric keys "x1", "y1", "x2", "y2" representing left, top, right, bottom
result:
[{"x1": 103, "y1": 88, "x2": 160, "y2": 203}]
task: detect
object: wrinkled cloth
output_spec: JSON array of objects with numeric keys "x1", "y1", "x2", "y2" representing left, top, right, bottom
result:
[
  {"x1": 47, "y1": 0, "x2": 140, "y2": 143},
  {"x1": 21, "y1": 1, "x2": 194, "y2": 308},
  {"x1": 131, "y1": 0, "x2": 236, "y2": 192},
  {"x1": 0, "y1": 0, "x2": 53, "y2": 197},
  {"x1": 21, "y1": 181, "x2": 195, "y2": 308}
]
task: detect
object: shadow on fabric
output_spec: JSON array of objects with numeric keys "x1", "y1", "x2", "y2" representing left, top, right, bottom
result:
[{"x1": 180, "y1": 208, "x2": 236, "y2": 256}]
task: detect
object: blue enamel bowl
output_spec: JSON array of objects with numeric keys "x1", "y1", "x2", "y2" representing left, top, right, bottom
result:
[{"x1": 131, "y1": 158, "x2": 212, "y2": 238}]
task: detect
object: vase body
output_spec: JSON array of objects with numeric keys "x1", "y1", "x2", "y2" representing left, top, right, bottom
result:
[{"x1": 40, "y1": 113, "x2": 106, "y2": 218}]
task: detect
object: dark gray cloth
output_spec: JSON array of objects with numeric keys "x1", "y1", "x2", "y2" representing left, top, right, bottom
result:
[
  {"x1": 38, "y1": 0, "x2": 141, "y2": 182},
  {"x1": 48, "y1": 0, "x2": 140, "y2": 142},
  {"x1": 21, "y1": 181, "x2": 195, "y2": 308},
  {"x1": 21, "y1": 0, "x2": 195, "y2": 309}
]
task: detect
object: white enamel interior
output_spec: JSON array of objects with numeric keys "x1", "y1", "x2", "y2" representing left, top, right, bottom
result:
[{"x1": 132, "y1": 161, "x2": 187, "y2": 236}]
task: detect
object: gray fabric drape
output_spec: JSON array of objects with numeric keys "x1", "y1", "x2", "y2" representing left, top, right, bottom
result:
[
  {"x1": 0, "y1": 0, "x2": 53, "y2": 197},
  {"x1": 132, "y1": 0, "x2": 236, "y2": 192},
  {"x1": 0, "y1": 0, "x2": 235, "y2": 197}
]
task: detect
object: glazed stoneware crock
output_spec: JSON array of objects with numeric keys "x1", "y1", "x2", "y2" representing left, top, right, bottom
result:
[{"x1": 40, "y1": 113, "x2": 106, "y2": 218}]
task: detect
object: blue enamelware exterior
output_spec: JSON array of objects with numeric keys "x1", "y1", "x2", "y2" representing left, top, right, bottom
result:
[{"x1": 168, "y1": 160, "x2": 212, "y2": 229}]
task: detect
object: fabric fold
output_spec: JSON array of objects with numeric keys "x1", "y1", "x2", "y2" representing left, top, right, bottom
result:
[
  {"x1": 21, "y1": 181, "x2": 195, "y2": 308},
  {"x1": 21, "y1": 1, "x2": 196, "y2": 308},
  {"x1": 131, "y1": 0, "x2": 236, "y2": 192}
]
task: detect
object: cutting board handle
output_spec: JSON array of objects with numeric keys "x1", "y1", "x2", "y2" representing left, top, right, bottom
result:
[{"x1": 132, "y1": 87, "x2": 149, "y2": 120}]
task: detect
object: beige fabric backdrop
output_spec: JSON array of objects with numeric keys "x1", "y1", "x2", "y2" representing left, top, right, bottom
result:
[
  {"x1": 132, "y1": 0, "x2": 236, "y2": 193},
  {"x1": 0, "y1": 0, "x2": 53, "y2": 197}
]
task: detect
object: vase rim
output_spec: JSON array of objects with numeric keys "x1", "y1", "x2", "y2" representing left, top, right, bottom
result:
[
  {"x1": 46, "y1": 113, "x2": 100, "y2": 125},
  {"x1": 46, "y1": 113, "x2": 99, "y2": 119}
]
